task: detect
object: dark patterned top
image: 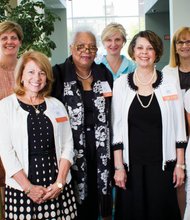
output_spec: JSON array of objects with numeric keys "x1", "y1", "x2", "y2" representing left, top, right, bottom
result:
[{"x1": 52, "y1": 56, "x2": 113, "y2": 206}]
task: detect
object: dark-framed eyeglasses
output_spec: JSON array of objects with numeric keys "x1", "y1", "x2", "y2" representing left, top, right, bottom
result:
[
  {"x1": 176, "y1": 40, "x2": 190, "y2": 46},
  {"x1": 73, "y1": 44, "x2": 98, "y2": 53}
]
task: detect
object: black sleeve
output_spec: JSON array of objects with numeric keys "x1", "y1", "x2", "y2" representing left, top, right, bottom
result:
[
  {"x1": 99, "y1": 63, "x2": 113, "y2": 89},
  {"x1": 51, "y1": 64, "x2": 64, "y2": 101}
]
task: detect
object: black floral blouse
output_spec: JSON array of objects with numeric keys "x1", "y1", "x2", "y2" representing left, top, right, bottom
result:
[{"x1": 52, "y1": 56, "x2": 113, "y2": 204}]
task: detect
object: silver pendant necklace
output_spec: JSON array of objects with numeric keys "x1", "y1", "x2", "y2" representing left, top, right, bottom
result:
[
  {"x1": 32, "y1": 105, "x2": 40, "y2": 114},
  {"x1": 29, "y1": 97, "x2": 40, "y2": 114}
]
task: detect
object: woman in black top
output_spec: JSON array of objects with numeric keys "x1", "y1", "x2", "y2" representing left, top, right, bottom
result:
[
  {"x1": 52, "y1": 29, "x2": 113, "y2": 220},
  {"x1": 112, "y1": 30, "x2": 186, "y2": 220}
]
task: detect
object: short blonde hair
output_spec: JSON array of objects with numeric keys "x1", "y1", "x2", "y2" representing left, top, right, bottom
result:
[
  {"x1": 14, "y1": 51, "x2": 54, "y2": 97},
  {"x1": 169, "y1": 27, "x2": 190, "y2": 67},
  {"x1": 0, "y1": 20, "x2": 23, "y2": 41},
  {"x1": 101, "y1": 22, "x2": 127, "y2": 44}
]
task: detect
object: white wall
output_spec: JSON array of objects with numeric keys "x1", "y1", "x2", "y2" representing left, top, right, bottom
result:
[
  {"x1": 145, "y1": 12, "x2": 170, "y2": 70},
  {"x1": 50, "y1": 9, "x2": 68, "y2": 66},
  {"x1": 169, "y1": 0, "x2": 190, "y2": 36}
]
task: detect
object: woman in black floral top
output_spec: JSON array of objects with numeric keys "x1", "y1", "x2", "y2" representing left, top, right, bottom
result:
[{"x1": 52, "y1": 29, "x2": 113, "y2": 220}]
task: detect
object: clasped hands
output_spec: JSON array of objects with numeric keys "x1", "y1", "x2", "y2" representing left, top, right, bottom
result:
[{"x1": 26, "y1": 182, "x2": 63, "y2": 204}]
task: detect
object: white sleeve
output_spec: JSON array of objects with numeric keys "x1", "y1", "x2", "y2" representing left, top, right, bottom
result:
[
  {"x1": 0, "y1": 100, "x2": 23, "y2": 178},
  {"x1": 111, "y1": 77, "x2": 125, "y2": 145},
  {"x1": 184, "y1": 89, "x2": 190, "y2": 113},
  {"x1": 60, "y1": 104, "x2": 74, "y2": 165},
  {"x1": 185, "y1": 143, "x2": 190, "y2": 220}
]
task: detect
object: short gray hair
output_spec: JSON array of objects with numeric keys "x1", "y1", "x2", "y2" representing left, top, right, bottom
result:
[{"x1": 69, "y1": 26, "x2": 97, "y2": 45}]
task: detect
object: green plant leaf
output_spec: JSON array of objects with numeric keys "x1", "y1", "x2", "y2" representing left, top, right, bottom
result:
[{"x1": 0, "y1": 0, "x2": 60, "y2": 57}]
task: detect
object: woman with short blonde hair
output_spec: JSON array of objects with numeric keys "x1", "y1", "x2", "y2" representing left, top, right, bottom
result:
[{"x1": 98, "y1": 22, "x2": 135, "y2": 80}]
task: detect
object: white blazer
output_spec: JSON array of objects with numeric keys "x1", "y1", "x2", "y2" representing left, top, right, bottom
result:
[
  {"x1": 184, "y1": 90, "x2": 190, "y2": 220},
  {"x1": 112, "y1": 71, "x2": 187, "y2": 170},
  {"x1": 0, "y1": 94, "x2": 74, "y2": 191}
]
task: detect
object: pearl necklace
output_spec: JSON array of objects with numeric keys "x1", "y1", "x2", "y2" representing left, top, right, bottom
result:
[
  {"x1": 136, "y1": 91, "x2": 154, "y2": 108},
  {"x1": 76, "y1": 71, "x2": 92, "y2": 80},
  {"x1": 134, "y1": 68, "x2": 156, "y2": 86}
]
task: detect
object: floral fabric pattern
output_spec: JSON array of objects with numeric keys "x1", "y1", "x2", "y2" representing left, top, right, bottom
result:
[
  {"x1": 52, "y1": 56, "x2": 113, "y2": 205},
  {"x1": 63, "y1": 80, "x2": 112, "y2": 203}
]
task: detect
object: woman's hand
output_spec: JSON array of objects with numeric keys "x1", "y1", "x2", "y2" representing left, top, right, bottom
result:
[
  {"x1": 173, "y1": 166, "x2": 185, "y2": 188},
  {"x1": 27, "y1": 185, "x2": 48, "y2": 204},
  {"x1": 42, "y1": 182, "x2": 64, "y2": 201},
  {"x1": 114, "y1": 169, "x2": 127, "y2": 190}
]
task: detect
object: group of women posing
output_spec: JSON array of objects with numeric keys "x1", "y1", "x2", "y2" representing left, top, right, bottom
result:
[{"x1": 0, "y1": 19, "x2": 190, "y2": 220}]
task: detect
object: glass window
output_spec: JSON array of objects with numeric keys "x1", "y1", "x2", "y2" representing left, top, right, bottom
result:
[
  {"x1": 67, "y1": 0, "x2": 105, "y2": 17},
  {"x1": 66, "y1": 0, "x2": 145, "y2": 57},
  {"x1": 105, "y1": 0, "x2": 139, "y2": 16}
]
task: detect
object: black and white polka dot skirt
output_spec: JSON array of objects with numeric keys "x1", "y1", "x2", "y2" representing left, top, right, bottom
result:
[{"x1": 5, "y1": 183, "x2": 77, "y2": 220}]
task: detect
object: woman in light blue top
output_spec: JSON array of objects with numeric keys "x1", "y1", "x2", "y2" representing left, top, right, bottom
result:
[{"x1": 100, "y1": 22, "x2": 136, "y2": 80}]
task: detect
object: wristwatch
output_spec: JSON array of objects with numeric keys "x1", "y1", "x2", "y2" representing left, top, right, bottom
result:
[{"x1": 56, "y1": 182, "x2": 64, "y2": 189}]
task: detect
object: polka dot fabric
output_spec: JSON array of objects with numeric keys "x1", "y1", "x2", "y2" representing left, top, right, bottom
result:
[
  {"x1": 5, "y1": 184, "x2": 77, "y2": 220},
  {"x1": 5, "y1": 101, "x2": 77, "y2": 219}
]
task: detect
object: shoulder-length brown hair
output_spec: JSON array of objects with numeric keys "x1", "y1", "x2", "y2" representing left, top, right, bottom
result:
[{"x1": 14, "y1": 51, "x2": 54, "y2": 97}]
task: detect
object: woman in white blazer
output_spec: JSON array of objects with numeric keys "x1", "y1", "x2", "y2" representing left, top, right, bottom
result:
[
  {"x1": 162, "y1": 27, "x2": 190, "y2": 219},
  {"x1": 184, "y1": 89, "x2": 190, "y2": 220},
  {"x1": 0, "y1": 51, "x2": 77, "y2": 220},
  {"x1": 112, "y1": 30, "x2": 187, "y2": 220}
]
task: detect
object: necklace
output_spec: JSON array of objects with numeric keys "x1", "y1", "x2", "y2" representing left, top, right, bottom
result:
[
  {"x1": 29, "y1": 98, "x2": 40, "y2": 114},
  {"x1": 76, "y1": 71, "x2": 92, "y2": 80},
  {"x1": 136, "y1": 91, "x2": 154, "y2": 108},
  {"x1": 0, "y1": 62, "x2": 16, "y2": 72},
  {"x1": 31, "y1": 104, "x2": 40, "y2": 114},
  {"x1": 135, "y1": 68, "x2": 156, "y2": 86}
]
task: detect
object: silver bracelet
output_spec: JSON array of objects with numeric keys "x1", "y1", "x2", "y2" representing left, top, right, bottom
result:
[
  {"x1": 176, "y1": 164, "x2": 186, "y2": 170},
  {"x1": 25, "y1": 184, "x2": 33, "y2": 195},
  {"x1": 115, "y1": 165, "x2": 125, "y2": 170}
]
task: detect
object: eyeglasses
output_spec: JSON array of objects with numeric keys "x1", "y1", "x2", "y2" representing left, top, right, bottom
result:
[
  {"x1": 73, "y1": 44, "x2": 98, "y2": 53},
  {"x1": 176, "y1": 40, "x2": 190, "y2": 46}
]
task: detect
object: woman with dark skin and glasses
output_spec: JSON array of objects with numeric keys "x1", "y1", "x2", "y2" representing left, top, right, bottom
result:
[{"x1": 52, "y1": 29, "x2": 113, "y2": 220}]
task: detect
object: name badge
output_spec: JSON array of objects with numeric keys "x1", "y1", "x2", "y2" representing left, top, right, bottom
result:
[
  {"x1": 101, "y1": 81, "x2": 112, "y2": 97},
  {"x1": 56, "y1": 116, "x2": 68, "y2": 123},
  {"x1": 161, "y1": 84, "x2": 178, "y2": 101},
  {"x1": 52, "y1": 106, "x2": 68, "y2": 123}
]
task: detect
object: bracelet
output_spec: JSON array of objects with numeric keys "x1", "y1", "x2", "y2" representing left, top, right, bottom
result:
[
  {"x1": 176, "y1": 164, "x2": 186, "y2": 170},
  {"x1": 25, "y1": 184, "x2": 33, "y2": 195},
  {"x1": 115, "y1": 165, "x2": 125, "y2": 171}
]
